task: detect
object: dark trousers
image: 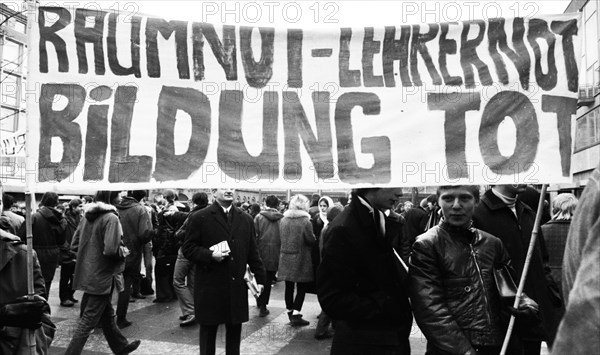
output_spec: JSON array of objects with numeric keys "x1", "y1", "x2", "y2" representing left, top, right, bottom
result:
[
  {"x1": 332, "y1": 338, "x2": 410, "y2": 355},
  {"x1": 200, "y1": 323, "x2": 242, "y2": 355},
  {"x1": 59, "y1": 262, "x2": 76, "y2": 302},
  {"x1": 284, "y1": 281, "x2": 307, "y2": 311},
  {"x1": 315, "y1": 310, "x2": 333, "y2": 336},
  {"x1": 523, "y1": 340, "x2": 541, "y2": 355},
  {"x1": 155, "y1": 257, "x2": 176, "y2": 301},
  {"x1": 257, "y1": 270, "x2": 277, "y2": 308},
  {"x1": 64, "y1": 293, "x2": 130, "y2": 355},
  {"x1": 116, "y1": 271, "x2": 136, "y2": 319},
  {"x1": 39, "y1": 259, "x2": 58, "y2": 300}
]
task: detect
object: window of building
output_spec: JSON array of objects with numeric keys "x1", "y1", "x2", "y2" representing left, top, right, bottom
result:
[
  {"x1": 0, "y1": 107, "x2": 18, "y2": 133},
  {"x1": 1, "y1": 73, "x2": 19, "y2": 106},
  {"x1": 1, "y1": 39, "x2": 23, "y2": 74},
  {"x1": 585, "y1": 4, "x2": 599, "y2": 84},
  {"x1": 575, "y1": 106, "x2": 600, "y2": 152}
]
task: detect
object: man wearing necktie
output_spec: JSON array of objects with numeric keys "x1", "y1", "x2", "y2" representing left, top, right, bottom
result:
[
  {"x1": 317, "y1": 188, "x2": 412, "y2": 355},
  {"x1": 182, "y1": 188, "x2": 266, "y2": 355}
]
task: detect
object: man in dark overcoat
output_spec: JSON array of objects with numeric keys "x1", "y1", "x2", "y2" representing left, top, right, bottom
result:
[
  {"x1": 473, "y1": 185, "x2": 564, "y2": 354},
  {"x1": 182, "y1": 188, "x2": 266, "y2": 355},
  {"x1": 317, "y1": 188, "x2": 413, "y2": 355}
]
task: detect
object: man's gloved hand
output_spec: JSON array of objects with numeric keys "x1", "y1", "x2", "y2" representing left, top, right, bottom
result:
[
  {"x1": 508, "y1": 294, "x2": 540, "y2": 325},
  {"x1": 0, "y1": 295, "x2": 49, "y2": 329}
]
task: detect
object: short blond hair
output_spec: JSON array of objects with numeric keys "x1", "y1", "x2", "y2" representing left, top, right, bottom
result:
[
  {"x1": 552, "y1": 193, "x2": 578, "y2": 220},
  {"x1": 288, "y1": 194, "x2": 310, "y2": 212}
]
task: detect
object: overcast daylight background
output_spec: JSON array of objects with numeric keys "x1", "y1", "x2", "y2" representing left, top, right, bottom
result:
[{"x1": 35, "y1": 0, "x2": 571, "y2": 27}]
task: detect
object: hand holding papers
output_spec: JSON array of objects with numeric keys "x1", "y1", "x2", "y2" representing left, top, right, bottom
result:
[
  {"x1": 210, "y1": 240, "x2": 230, "y2": 262},
  {"x1": 244, "y1": 265, "x2": 262, "y2": 298}
]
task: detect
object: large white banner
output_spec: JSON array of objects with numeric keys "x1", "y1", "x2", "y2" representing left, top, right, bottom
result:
[{"x1": 25, "y1": 7, "x2": 581, "y2": 191}]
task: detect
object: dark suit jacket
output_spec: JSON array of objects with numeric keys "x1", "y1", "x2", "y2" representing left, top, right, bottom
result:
[
  {"x1": 317, "y1": 195, "x2": 412, "y2": 353},
  {"x1": 182, "y1": 202, "x2": 265, "y2": 325}
]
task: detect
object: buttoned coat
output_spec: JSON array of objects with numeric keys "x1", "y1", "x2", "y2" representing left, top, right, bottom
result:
[
  {"x1": 278, "y1": 209, "x2": 316, "y2": 283},
  {"x1": 182, "y1": 202, "x2": 266, "y2": 325},
  {"x1": 473, "y1": 189, "x2": 564, "y2": 344},
  {"x1": 317, "y1": 195, "x2": 413, "y2": 354}
]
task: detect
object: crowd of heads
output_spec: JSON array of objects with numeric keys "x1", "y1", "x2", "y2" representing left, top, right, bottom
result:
[{"x1": 0, "y1": 185, "x2": 582, "y2": 227}]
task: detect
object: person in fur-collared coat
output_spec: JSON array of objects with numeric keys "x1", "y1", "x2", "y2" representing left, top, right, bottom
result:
[
  {"x1": 278, "y1": 194, "x2": 316, "y2": 326},
  {"x1": 65, "y1": 191, "x2": 140, "y2": 355}
]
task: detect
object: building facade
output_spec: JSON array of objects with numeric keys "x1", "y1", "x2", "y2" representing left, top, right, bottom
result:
[
  {"x1": 0, "y1": 3, "x2": 27, "y2": 191},
  {"x1": 561, "y1": 0, "x2": 600, "y2": 193}
]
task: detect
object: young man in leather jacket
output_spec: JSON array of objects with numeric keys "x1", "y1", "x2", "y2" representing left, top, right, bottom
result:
[{"x1": 409, "y1": 185, "x2": 539, "y2": 355}]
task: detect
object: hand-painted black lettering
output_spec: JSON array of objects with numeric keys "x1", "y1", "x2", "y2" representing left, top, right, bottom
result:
[
  {"x1": 38, "y1": 84, "x2": 84, "y2": 182},
  {"x1": 335, "y1": 92, "x2": 390, "y2": 183},
  {"x1": 461, "y1": 20, "x2": 493, "y2": 88},
  {"x1": 74, "y1": 9, "x2": 107, "y2": 75},
  {"x1": 109, "y1": 86, "x2": 152, "y2": 182},
  {"x1": 488, "y1": 18, "x2": 531, "y2": 90},
  {"x1": 551, "y1": 20, "x2": 578, "y2": 93},
  {"x1": 287, "y1": 29, "x2": 303, "y2": 88},
  {"x1": 542, "y1": 95, "x2": 577, "y2": 176},
  {"x1": 339, "y1": 28, "x2": 361, "y2": 87},
  {"x1": 410, "y1": 23, "x2": 442, "y2": 86},
  {"x1": 38, "y1": 7, "x2": 71, "y2": 73},
  {"x1": 84, "y1": 86, "x2": 112, "y2": 180},
  {"x1": 107, "y1": 13, "x2": 141, "y2": 77},
  {"x1": 528, "y1": 19, "x2": 557, "y2": 91},
  {"x1": 217, "y1": 90, "x2": 279, "y2": 180},
  {"x1": 282, "y1": 91, "x2": 334, "y2": 180},
  {"x1": 438, "y1": 23, "x2": 462, "y2": 86},
  {"x1": 146, "y1": 18, "x2": 189, "y2": 79},
  {"x1": 428, "y1": 92, "x2": 481, "y2": 179},
  {"x1": 362, "y1": 27, "x2": 384, "y2": 87},
  {"x1": 154, "y1": 86, "x2": 211, "y2": 181},
  {"x1": 240, "y1": 27, "x2": 274, "y2": 88},
  {"x1": 193, "y1": 23, "x2": 237, "y2": 81},
  {"x1": 479, "y1": 91, "x2": 539, "y2": 174},
  {"x1": 382, "y1": 26, "x2": 411, "y2": 87}
]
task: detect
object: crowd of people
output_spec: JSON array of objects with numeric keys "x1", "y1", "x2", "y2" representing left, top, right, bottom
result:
[{"x1": 0, "y1": 167, "x2": 599, "y2": 354}]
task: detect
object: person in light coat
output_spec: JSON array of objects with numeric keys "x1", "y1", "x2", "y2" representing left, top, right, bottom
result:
[{"x1": 278, "y1": 194, "x2": 316, "y2": 326}]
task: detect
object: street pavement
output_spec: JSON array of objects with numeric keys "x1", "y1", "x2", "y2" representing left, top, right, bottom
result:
[{"x1": 45, "y1": 268, "x2": 549, "y2": 354}]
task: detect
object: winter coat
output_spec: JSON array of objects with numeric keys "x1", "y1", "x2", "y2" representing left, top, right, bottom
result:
[
  {"x1": 18, "y1": 206, "x2": 67, "y2": 284},
  {"x1": 153, "y1": 205, "x2": 188, "y2": 262},
  {"x1": 402, "y1": 206, "x2": 429, "y2": 255},
  {"x1": 254, "y1": 208, "x2": 284, "y2": 272},
  {"x1": 116, "y1": 197, "x2": 153, "y2": 271},
  {"x1": 71, "y1": 203, "x2": 126, "y2": 295},
  {"x1": 473, "y1": 189, "x2": 564, "y2": 344},
  {"x1": 1, "y1": 211, "x2": 23, "y2": 234},
  {"x1": 278, "y1": 209, "x2": 316, "y2": 283},
  {"x1": 409, "y1": 223, "x2": 510, "y2": 354},
  {"x1": 552, "y1": 166, "x2": 600, "y2": 355},
  {"x1": 387, "y1": 209, "x2": 409, "y2": 264},
  {"x1": 0, "y1": 233, "x2": 49, "y2": 355},
  {"x1": 540, "y1": 219, "x2": 570, "y2": 295},
  {"x1": 182, "y1": 202, "x2": 266, "y2": 325},
  {"x1": 59, "y1": 211, "x2": 80, "y2": 265},
  {"x1": 317, "y1": 196, "x2": 413, "y2": 351}
]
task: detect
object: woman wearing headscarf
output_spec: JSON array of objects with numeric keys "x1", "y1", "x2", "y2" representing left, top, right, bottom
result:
[
  {"x1": 278, "y1": 194, "x2": 316, "y2": 327},
  {"x1": 308, "y1": 196, "x2": 334, "y2": 293},
  {"x1": 312, "y1": 196, "x2": 334, "y2": 238}
]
